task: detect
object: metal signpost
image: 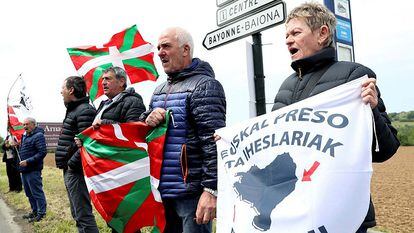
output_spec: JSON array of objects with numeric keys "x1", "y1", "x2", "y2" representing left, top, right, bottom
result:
[
  {"x1": 324, "y1": 0, "x2": 355, "y2": 61},
  {"x1": 204, "y1": 0, "x2": 286, "y2": 116}
]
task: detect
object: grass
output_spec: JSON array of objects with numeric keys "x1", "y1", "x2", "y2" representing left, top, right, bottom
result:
[
  {"x1": 0, "y1": 162, "x2": 111, "y2": 233},
  {"x1": 372, "y1": 226, "x2": 391, "y2": 233},
  {"x1": 1, "y1": 155, "x2": 209, "y2": 233}
]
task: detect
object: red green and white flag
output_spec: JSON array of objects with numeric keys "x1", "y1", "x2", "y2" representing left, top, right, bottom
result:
[
  {"x1": 78, "y1": 117, "x2": 169, "y2": 233},
  {"x1": 7, "y1": 74, "x2": 33, "y2": 142},
  {"x1": 7, "y1": 106, "x2": 25, "y2": 142},
  {"x1": 67, "y1": 25, "x2": 158, "y2": 101}
]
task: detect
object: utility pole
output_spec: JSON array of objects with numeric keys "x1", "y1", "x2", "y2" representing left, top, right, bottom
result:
[{"x1": 252, "y1": 33, "x2": 266, "y2": 116}]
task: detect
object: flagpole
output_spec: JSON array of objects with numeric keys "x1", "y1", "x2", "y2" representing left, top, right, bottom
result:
[
  {"x1": 6, "y1": 73, "x2": 23, "y2": 150},
  {"x1": 11, "y1": 138, "x2": 22, "y2": 162},
  {"x1": 7, "y1": 73, "x2": 22, "y2": 102},
  {"x1": 6, "y1": 73, "x2": 23, "y2": 125},
  {"x1": 15, "y1": 146, "x2": 22, "y2": 162}
]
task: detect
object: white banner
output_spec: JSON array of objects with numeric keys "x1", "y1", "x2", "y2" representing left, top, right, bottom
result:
[{"x1": 216, "y1": 76, "x2": 373, "y2": 233}]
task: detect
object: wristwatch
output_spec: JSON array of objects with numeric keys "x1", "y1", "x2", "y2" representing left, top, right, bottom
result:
[{"x1": 204, "y1": 187, "x2": 218, "y2": 197}]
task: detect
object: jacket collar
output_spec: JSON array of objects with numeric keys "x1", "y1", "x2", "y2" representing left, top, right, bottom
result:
[
  {"x1": 167, "y1": 58, "x2": 215, "y2": 84},
  {"x1": 24, "y1": 126, "x2": 44, "y2": 137},
  {"x1": 291, "y1": 47, "x2": 336, "y2": 76},
  {"x1": 66, "y1": 96, "x2": 90, "y2": 111}
]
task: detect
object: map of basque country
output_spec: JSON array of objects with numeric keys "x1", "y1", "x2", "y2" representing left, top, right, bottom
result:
[{"x1": 234, "y1": 152, "x2": 298, "y2": 231}]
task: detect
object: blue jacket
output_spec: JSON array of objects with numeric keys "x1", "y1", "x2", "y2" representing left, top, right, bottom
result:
[
  {"x1": 141, "y1": 58, "x2": 226, "y2": 199},
  {"x1": 19, "y1": 127, "x2": 47, "y2": 173}
]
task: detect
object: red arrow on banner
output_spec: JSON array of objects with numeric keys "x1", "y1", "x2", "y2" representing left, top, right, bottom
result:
[{"x1": 302, "y1": 161, "x2": 320, "y2": 182}]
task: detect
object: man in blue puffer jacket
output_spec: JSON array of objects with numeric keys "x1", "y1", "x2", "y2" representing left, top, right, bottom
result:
[
  {"x1": 141, "y1": 27, "x2": 226, "y2": 233},
  {"x1": 19, "y1": 117, "x2": 47, "y2": 223}
]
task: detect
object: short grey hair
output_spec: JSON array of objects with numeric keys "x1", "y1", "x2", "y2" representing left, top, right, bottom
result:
[
  {"x1": 170, "y1": 27, "x2": 194, "y2": 57},
  {"x1": 287, "y1": 2, "x2": 337, "y2": 48},
  {"x1": 24, "y1": 117, "x2": 37, "y2": 125},
  {"x1": 103, "y1": 66, "x2": 127, "y2": 89}
]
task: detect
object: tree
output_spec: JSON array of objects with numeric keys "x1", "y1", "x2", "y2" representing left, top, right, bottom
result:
[
  {"x1": 397, "y1": 125, "x2": 414, "y2": 146},
  {"x1": 0, "y1": 136, "x2": 3, "y2": 153},
  {"x1": 388, "y1": 112, "x2": 398, "y2": 121},
  {"x1": 406, "y1": 111, "x2": 414, "y2": 120}
]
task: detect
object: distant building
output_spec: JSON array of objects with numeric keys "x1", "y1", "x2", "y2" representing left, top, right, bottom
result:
[{"x1": 38, "y1": 122, "x2": 62, "y2": 150}]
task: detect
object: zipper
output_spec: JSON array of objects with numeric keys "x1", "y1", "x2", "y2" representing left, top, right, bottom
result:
[
  {"x1": 371, "y1": 110, "x2": 380, "y2": 152},
  {"x1": 180, "y1": 144, "x2": 188, "y2": 183},
  {"x1": 170, "y1": 111, "x2": 177, "y2": 128},
  {"x1": 292, "y1": 67, "x2": 303, "y2": 102},
  {"x1": 163, "y1": 83, "x2": 173, "y2": 109},
  {"x1": 163, "y1": 84, "x2": 178, "y2": 128}
]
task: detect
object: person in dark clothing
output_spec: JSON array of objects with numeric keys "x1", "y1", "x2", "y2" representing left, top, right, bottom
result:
[
  {"x1": 56, "y1": 76, "x2": 99, "y2": 233},
  {"x1": 92, "y1": 66, "x2": 146, "y2": 128},
  {"x1": 86, "y1": 67, "x2": 145, "y2": 233},
  {"x1": 19, "y1": 117, "x2": 47, "y2": 223},
  {"x1": 2, "y1": 135, "x2": 22, "y2": 193},
  {"x1": 272, "y1": 3, "x2": 400, "y2": 233},
  {"x1": 141, "y1": 27, "x2": 226, "y2": 233}
]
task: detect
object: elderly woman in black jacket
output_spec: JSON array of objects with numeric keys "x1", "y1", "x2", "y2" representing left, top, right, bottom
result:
[
  {"x1": 2, "y1": 136, "x2": 22, "y2": 192},
  {"x1": 272, "y1": 3, "x2": 399, "y2": 233}
]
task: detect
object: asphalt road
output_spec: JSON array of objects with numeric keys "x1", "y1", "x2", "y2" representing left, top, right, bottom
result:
[{"x1": 0, "y1": 197, "x2": 21, "y2": 233}]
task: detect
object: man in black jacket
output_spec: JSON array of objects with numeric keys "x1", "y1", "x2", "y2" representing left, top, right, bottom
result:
[
  {"x1": 56, "y1": 76, "x2": 99, "y2": 233},
  {"x1": 92, "y1": 66, "x2": 145, "y2": 128},
  {"x1": 142, "y1": 27, "x2": 226, "y2": 233},
  {"x1": 91, "y1": 66, "x2": 146, "y2": 233}
]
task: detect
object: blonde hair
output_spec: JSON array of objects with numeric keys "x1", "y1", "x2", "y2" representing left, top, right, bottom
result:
[{"x1": 287, "y1": 2, "x2": 337, "y2": 47}]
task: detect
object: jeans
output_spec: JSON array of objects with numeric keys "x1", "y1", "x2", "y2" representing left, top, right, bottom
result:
[
  {"x1": 163, "y1": 195, "x2": 212, "y2": 233},
  {"x1": 21, "y1": 170, "x2": 47, "y2": 215},
  {"x1": 64, "y1": 169, "x2": 99, "y2": 233}
]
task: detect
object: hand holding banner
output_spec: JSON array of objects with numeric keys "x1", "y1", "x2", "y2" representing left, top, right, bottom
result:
[{"x1": 216, "y1": 76, "x2": 373, "y2": 233}]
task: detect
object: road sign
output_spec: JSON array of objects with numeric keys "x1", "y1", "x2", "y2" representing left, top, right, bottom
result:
[
  {"x1": 217, "y1": 0, "x2": 235, "y2": 7},
  {"x1": 217, "y1": 0, "x2": 277, "y2": 26},
  {"x1": 336, "y1": 18, "x2": 352, "y2": 43},
  {"x1": 203, "y1": 1, "x2": 285, "y2": 50}
]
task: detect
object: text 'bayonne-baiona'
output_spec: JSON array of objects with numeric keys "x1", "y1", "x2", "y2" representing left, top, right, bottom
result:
[{"x1": 204, "y1": 2, "x2": 285, "y2": 49}]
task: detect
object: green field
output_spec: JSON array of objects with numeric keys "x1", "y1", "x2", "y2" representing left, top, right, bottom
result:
[
  {"x1": 392, "y1": 121, "x2": 414, "y2": 128},
  {"x1": 0, "y1": 163, "x2": 112, "y2": 233},
  {"x1": 0, "y1": 161, "x2": 215, "y2": 233}
]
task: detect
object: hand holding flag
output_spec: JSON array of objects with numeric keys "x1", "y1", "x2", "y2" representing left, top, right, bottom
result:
[{"x1": 78, "y1": 115, "x2": 170, "y2": 233}]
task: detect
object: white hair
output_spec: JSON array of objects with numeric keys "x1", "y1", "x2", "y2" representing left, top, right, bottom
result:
[
  {"x1": 24, "y1": 117, "x2": 37, "y2": 125},
  {"x1": 167, "y1": 27, "x2": 194, "y2": 57}
]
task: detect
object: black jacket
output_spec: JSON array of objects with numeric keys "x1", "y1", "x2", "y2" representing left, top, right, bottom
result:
[
  {"x1": 55, "y1": 97, "x2": 96, "y2": 171},
  {"x1": 272, "y1": 47, "x2": 400, "y2": 228},
  {"x1": 96, "y1": 87, "x2": 145, "y2": 124}
]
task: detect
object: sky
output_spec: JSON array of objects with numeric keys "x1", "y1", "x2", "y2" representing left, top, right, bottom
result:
[{"x1": 0, "y1": 0, "x2": 413, "y2": 138}]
